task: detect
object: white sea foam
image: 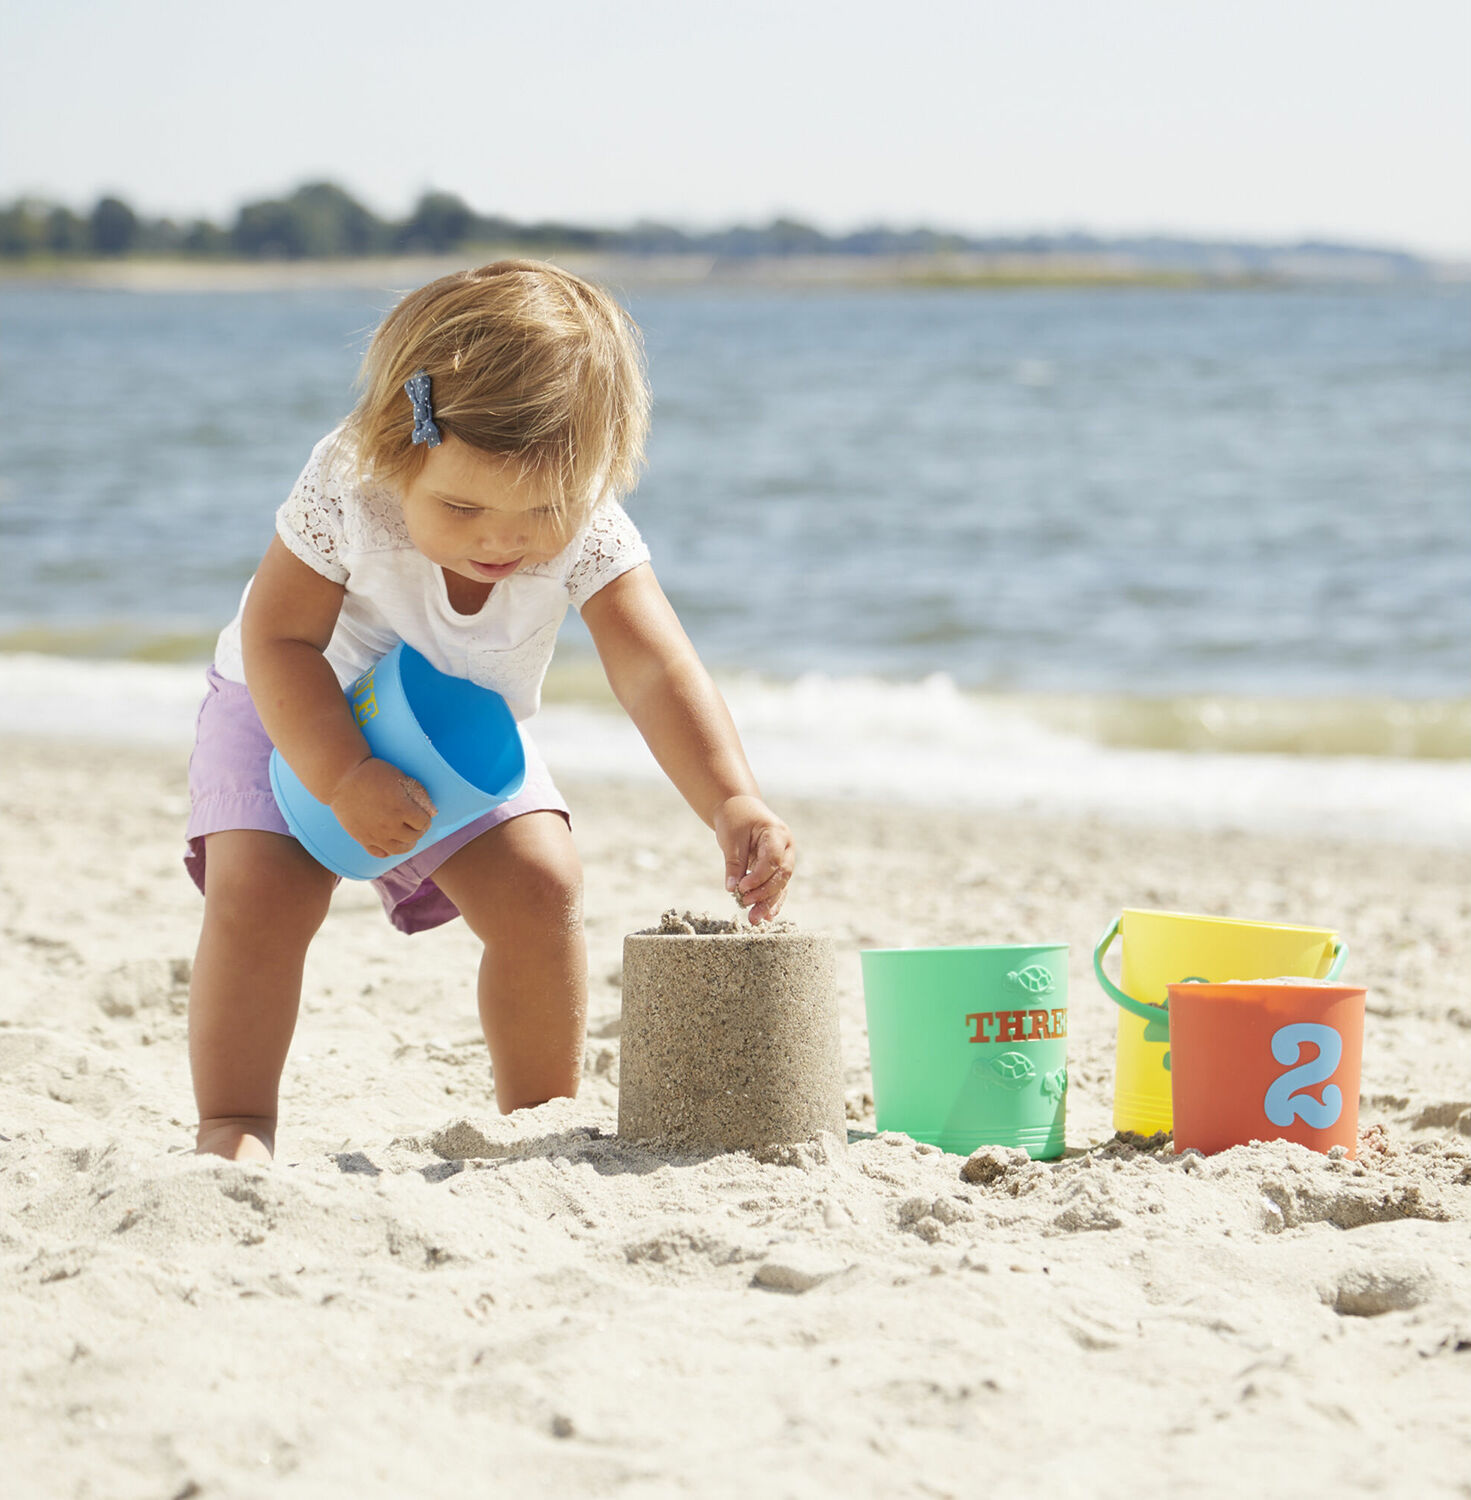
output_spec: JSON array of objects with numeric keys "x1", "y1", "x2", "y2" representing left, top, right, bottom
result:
[
  {"x1": 2, "y1": 654, "x2": 1465, "y2": 847},
  {"x1": 0, "y1": 653, "x2": 210, "y2": 746},
  {"x1": 535, "y1": 671, "x2": 1470, "y2": 848}
]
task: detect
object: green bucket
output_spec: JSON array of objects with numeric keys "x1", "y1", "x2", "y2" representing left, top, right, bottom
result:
[{"x1": 860, "y1": 944, "x2": 1069, "y2": 1159}]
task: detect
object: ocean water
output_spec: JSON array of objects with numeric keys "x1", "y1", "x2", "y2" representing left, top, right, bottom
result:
[{"x1": 1, "y1": 279, "x2": 1467, "y2": 755}]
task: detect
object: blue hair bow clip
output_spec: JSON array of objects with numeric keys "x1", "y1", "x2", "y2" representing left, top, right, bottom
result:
[{"x1": 404, "y1": 368, "x2": 442, "y2": 448}]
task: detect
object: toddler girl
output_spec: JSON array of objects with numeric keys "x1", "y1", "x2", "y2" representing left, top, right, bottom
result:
[{"x1": 184, "y1": 260, "x2": 795, "y2": 1162}]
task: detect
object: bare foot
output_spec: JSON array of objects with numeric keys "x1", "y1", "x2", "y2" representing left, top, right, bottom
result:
[{"x1": 195, "y1": 1115, "x2": 276, "y2": 1163}]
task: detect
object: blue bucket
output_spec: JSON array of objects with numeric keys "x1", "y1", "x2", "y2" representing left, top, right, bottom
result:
[{"x1": 269, "y1": 642, "x2": 526, "y2": 880}]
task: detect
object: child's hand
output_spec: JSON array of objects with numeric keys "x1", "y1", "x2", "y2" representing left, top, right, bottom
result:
[
  {"x1": 714, "y1": 794, "x2": 795, "y2": 925},
  {"x1": 329, "y1": 758, "x2": 437, "y2": 859}
]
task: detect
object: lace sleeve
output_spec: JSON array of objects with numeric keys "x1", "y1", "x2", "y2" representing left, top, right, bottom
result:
[
  {"x1": 275, "y1": 435, "x2": 351, "y2": 584},
  {"x1": 566, "y1": 502, "x2": 651, "y2": 610}
]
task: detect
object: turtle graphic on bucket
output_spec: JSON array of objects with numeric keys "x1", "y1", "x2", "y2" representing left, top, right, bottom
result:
[
  {"x1": 991, "y1": 1051, "x2": 1037, "y2": 1090},
  {"x1": 1008, "y1": 963, "x2": 1056, "y2": 996}
]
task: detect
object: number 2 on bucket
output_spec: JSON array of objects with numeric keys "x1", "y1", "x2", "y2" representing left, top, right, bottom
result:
[{"x1": 1263, "y1": 1022, "x2": 1344, "y2": 1130}]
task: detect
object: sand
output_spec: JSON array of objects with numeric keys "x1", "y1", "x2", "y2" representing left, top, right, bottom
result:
[
  {"x1": 1, "y1": 733, "x2": 1468, "y2": 1498},
  {"x1": 619, "y1": 922, "x2": 844, "y2": 1150}
]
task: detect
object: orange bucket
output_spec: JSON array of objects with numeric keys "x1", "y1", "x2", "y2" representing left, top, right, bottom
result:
[{"x1": 1167, "y1": 979, "x2": 1366, "y2": 1157}]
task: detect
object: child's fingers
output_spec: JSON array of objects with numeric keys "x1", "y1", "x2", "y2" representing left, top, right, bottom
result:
[
  {"x1": 735, "y1": 829, "x2": 793, "y2": 894},
  {"x1": 736, "y1": 846, "x2": 793, "y2": 922},
  {"x1": 363, "y1": 818, "x2": 428, "y2": 859},
  {"x1": 398, "y1": 775, "x2": 437, "y2": 829},
  {"x1": 739, "y1": 870, "x2": 788, "y2": 918},
  {"x1": 719, "y1": 809, "x2": 795, "y2": 921},
  {"x1": 736, "y1": 862, "x2": 786, "y2": 898},
  {"x1": 745, "y1": 882, "x2": 788, "y2": 923}
]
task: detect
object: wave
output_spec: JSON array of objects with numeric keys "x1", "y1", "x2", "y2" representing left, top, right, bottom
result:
[
  {"x1": 9, "y1": 630, "x2": 1460, "y2": 760},
  {"x1": 2, "y1": 653, "x2": 1465, "y2": 848},
  {"x1": 546, "y1": 658, "x2": 1469, "y2": 760}
]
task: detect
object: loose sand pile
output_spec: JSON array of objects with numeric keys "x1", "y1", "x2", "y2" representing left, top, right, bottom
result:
[
  {"x1": 644, "y1": 909, "x2": 745, "y2": 934},
  {"x1": 640, "y1": 909, "x2": 799, "y2": 935},
  {"x1": 1, "y1": 736, "x2": 1468, "y2": 1498}
]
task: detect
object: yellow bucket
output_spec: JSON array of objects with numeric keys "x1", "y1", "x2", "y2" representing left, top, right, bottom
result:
[{"x1": 1093, "y1": 909, "x2": 1346, "y2": 1135}]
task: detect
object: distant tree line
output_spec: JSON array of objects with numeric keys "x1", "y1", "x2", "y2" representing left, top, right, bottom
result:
[
  {"x1": 0, "y1": 179, "x2": 1430, "y2": 275},
  {"x1": 0, "y1": 179, "x2": 983, "y2": 261}
]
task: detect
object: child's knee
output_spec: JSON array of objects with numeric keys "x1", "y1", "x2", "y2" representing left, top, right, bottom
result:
[
  {"x1": 467, "y1": 840, "x2": 583, "y2": 943},
  {"x1": 507, "y1": 842, "x2": 584, "y2": 928}
]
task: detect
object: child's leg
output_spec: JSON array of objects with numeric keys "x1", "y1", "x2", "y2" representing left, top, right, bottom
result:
[
  {"x1": 429, "y1": 811, "x2": 587, "y2": 1113},
  {"x1": 189, "y1": 830, "x2": 336, "y2": 1161}
]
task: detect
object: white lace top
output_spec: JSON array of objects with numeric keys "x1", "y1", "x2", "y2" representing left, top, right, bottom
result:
[{"x1": 213, "y1": 429, "x2": 651, "y2": 720}]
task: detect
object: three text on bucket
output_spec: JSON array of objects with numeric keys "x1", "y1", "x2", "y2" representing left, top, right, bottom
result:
[
  {"x1": 351, "y1": 668, "x2": 379, "y2": 727},
  {"x1": 966, "y1": 1009, "x2": 1068, "y2": 1043}
]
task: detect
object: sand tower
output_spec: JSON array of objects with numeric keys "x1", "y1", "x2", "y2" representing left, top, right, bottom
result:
[{"x1": 617, "y1": 914, "x2": 845, "y2": 1151}]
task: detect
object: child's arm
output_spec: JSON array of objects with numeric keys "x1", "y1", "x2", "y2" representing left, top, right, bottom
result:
[
  {"x1": 580, "y1": 563, "x2": 795, "y2": 923},
  {"x1": 241, "y1": 539, "x2": 435, "y2": 859}
]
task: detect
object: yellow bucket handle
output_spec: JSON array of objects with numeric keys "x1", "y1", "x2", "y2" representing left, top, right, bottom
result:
[{"x1": 1092, "y1": 918, "x2": 1348, "y2": 1024}]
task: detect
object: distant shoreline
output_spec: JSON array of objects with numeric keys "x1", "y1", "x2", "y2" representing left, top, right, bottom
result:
[{"x1": 5, "y1": 250, "x2": 1463, "y2": 294}]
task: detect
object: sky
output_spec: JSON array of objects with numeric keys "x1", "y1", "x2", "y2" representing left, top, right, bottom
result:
[{"x1": 3, "y1": 0, "x2": 1469, "y2": 257}]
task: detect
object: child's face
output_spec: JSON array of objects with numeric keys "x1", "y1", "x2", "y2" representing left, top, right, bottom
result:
[{"x1": 397, "y1": 436, "x2": 576, "y2": 584}]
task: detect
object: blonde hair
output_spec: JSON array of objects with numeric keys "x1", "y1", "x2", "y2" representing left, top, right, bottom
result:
[{"x1": 344, "y1": 259, "x2": 650, "y2": 515}]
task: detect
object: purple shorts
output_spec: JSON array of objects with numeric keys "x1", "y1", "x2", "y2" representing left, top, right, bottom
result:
[{"x1": 184, "y1": 667, "x2": 570, "y2": 934}]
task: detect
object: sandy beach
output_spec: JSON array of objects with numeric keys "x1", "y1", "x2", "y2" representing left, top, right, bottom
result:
[
  {"x1": 1, "y1": 730, "x2": 1468, "y2": 1498},
  {"x1": 0, "y1": 250, "x2": 1293, "y2": 296}
]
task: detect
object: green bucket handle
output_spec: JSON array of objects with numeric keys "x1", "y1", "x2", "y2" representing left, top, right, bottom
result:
[{"x1": 1091, "y1": 918, "x2": 1349, "y2": 1025}]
